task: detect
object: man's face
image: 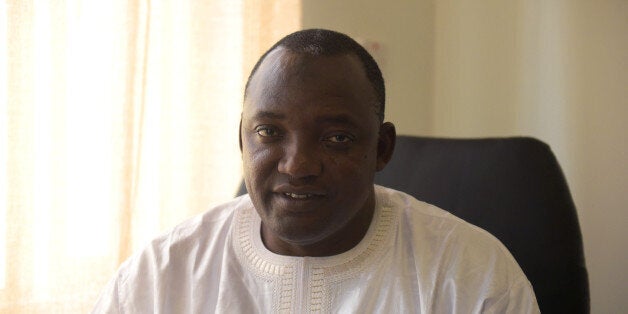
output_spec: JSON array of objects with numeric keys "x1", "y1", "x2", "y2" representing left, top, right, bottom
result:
[{"x1": 241, "y1": 48, "x2": 393, "y2": 256}]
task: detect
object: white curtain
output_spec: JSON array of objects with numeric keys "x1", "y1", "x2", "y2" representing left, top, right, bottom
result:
[{"x1": 0, "y1": 0, "x2": 300, "y2": 312}]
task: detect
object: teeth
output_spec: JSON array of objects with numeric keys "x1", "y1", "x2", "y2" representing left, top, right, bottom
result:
[{"x1": 285, "y1": 193, "x2": 312, "y2": 199}]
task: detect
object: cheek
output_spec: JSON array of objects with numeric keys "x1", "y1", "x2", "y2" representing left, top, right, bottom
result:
[
  {"x1": 330, "y1": 144, "x2": 378, "y2": 169},
  {"x1": 242, "y1": 141, "x2": 277, "y2": 183},
  {"x1": 242, "y1": 147, "x2": 276, "y2": 207},
  {"x1": 253, "y1": 147, "x2": 277, "y2": 170},
  {"x1": 327, "y1": 150, "x2": 375, "y2": 182}
]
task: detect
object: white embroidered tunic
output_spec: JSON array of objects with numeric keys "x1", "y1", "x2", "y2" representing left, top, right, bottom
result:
[{"x1": 93, "y1": 185, "x2": 539, "y2": 313}]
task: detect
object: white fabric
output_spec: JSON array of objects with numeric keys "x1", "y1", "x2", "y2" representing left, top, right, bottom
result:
[{"x1": 93, "y1": 185, "x2": 539, "y2": 313}]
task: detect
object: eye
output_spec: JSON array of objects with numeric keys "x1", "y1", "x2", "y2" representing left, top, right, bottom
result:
[
  {"x1": 255, "y1": 126, "x2": 280, "y2": 137},
  {"x1": 324, "y1": 134, "x2": 354, "y2": 143}
]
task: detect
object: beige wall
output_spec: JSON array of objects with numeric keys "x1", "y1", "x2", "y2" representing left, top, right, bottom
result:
[
  {"x1": 301, "y1": 0, "x2": 435, "y2": 135},
  {"x1": 301, "y1": 0, "x2": 628, "y2": 312}
]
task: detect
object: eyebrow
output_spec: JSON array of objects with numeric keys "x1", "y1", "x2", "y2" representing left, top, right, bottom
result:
[
  {"x1": 252, "y1": 111, "x2": 285, "y2": 120},
  {"x1": 314, "y1": 114, "x2": 359, "y2": 128},
  {"x1": 250, "y1": 111, "x2": 360, "y2": 128}
]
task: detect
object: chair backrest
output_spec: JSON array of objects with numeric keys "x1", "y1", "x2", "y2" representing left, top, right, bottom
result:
[{"x1": 374, "y1": 136, "x2": 589, "y2": 313}]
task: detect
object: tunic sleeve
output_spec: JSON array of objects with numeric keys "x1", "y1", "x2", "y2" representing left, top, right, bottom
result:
[
  {"x1": 91, "y1": 271, "x2": 122, "y2": 314},
  {"x1": 482, "y1": 276, "x2": 540, "y2": 314}
]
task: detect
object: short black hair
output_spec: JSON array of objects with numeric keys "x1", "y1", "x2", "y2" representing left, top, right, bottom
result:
[{"x1": 244, "y1": 29, "x2": 386, "y2": 122}]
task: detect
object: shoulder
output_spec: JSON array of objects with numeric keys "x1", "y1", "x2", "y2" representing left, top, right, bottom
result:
[
  {"x1": 130, "y1": 194, "x2": 250, "y2": 265},
  {"x1": 376, "y1": 184, "x2": 520, "y2": 272},
  {"x1": 93, "y1": 195, "x2": 253, "y2": 312},
  {"x1": 127, "y1": 194, "x2": 251, "y2": 269},
  {"x1": 375, "y1": 184, "x2": 518, "y2": 265},
  {"x1": 375, "y1": 185, "x2": 539, "y2": 312}
]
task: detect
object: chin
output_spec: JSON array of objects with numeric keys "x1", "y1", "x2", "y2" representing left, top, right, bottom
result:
[
  {"x1": 278, "y1": 223, "x2": 327, "y2": 242},
  {"x1": 270, "y1": 219, "x2": 334, "y2": 247},
  {"x1": 278, "y1": 231, "x2": 328, "y2": 247}
]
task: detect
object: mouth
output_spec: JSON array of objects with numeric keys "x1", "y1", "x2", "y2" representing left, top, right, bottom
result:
[
  {"x1": 283, "y1": 192, "x2": 321, "y2": 200},
  {"x1": 271, "y1": 188, "x2": 327, "y2": 215},
  {"x1": 273, "y1": 184, "x2": 327, "y2": 203},
  {"x1": 273, "y1": 186, "x2": 326, "y2": 200}
]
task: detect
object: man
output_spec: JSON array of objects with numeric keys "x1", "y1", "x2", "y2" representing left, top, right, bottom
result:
[{"x1": 94, "y1": 29, "x2": 539, "y2": 313}]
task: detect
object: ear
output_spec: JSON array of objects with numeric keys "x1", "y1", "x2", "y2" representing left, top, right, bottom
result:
[
  {"x1": 376, "y1": 122, "x2": 396, "y2": 171},
  {"x1": 238, "y1": 118, "x2": 243, "y2": 152}
]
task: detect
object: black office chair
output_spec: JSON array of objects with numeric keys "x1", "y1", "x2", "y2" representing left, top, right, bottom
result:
[
  {"x1": 373, "y1": 136, "x2": 589, "y2": 313},
  {"x1": 236, "y1": 135, "x2": 590, "y2": 313}
]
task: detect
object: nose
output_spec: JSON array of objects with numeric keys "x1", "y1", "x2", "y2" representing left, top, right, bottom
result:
[{"x1": 278, "y1": 138, "x2": 322, "y2": 179}]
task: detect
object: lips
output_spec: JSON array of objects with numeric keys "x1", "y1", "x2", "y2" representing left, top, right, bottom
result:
[
  {"x1": 273, "y1": 185, "x2": 326, "y2": 201},
  {"x1": 282, "y1": 192, "x2": 325, "y2": 200},
  {"x1": 284, "y1": 192, "x2": 314, "y2": 199}
]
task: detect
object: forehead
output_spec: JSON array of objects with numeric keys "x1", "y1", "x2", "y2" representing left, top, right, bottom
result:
[{"x1": 243, "y1": 48, "x2": 379, "y2": 124}]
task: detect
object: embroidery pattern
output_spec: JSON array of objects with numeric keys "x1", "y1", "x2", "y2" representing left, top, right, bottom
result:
[
  {"x1": 232, "y1": 190, "x2": 398, "y2": 313},
  {"x1": 233, "y1": 204, "x2": 295, "y2": 313}
]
